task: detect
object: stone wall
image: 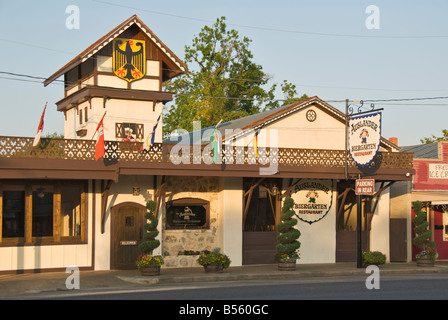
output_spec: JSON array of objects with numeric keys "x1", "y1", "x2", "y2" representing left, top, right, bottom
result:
[{"x1": 161, "y1": 176, "x2": 221, "y2": 268}]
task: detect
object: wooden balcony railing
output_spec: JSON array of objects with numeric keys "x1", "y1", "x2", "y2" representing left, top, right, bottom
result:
[{"x1": 0, "y1": 136, "x2": 414, "y2": 170}]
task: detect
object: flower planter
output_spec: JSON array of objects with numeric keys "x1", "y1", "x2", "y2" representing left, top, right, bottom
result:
[
  {"x1": 203, "y1": 263, "x2": 224, "y2": 273},
  {"x1": 278, "y1": 259, "x2": 296, "y2": 271},
  {"x1": 139, "y1": 266, "x2": 161, "y2": 276},
  {"x1": 416, "y1": 257, "x2": 435, "y2": 267}
]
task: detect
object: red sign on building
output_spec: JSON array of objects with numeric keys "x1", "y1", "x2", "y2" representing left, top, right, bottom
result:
[{"x1": 355, "y1": 179, "x2": 375, "y2": 195}]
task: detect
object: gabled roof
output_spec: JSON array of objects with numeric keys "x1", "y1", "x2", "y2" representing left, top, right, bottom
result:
[
  {"x1": 168, "y1": 96, "x2": 398, "y2": 151},
  {"x1": 401, "y1": 143, "x2": 439, "y2": 159},
  {"x1": 44, "y1": 15, "x2": 187, "y2": 86}
]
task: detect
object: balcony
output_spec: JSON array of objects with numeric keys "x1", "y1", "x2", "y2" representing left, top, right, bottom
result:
[{"x1": 0, "y1": 136, "x2": 414, "y2": 181}]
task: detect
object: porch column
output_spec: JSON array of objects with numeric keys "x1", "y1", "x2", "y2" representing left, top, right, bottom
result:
[{"x1": 221, "y1": 177, "x2": 243, "y2": 266}]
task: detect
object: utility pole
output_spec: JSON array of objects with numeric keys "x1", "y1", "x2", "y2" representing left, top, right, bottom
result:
[
  {"x1": 345, "y1": 99, "x2": 349, "y2": 180},
  {"x1": 356, "y1": 175, "x2": 363, "y2": 268}
]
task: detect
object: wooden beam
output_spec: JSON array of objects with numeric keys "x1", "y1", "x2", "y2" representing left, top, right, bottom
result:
[
  {"x1": 365, "y1": 181, "x2": 395, "y2": 231},
  {"x1": 25, "y1": 185, "x2": 32, "y2": 243},
  {"x1": 281, "y1": 178, "x2": 302, "y2": 198},
  {"x1": 0, "y1": 183, "x2": 2, "y2": 243},
  {"x1": 53, "y1": 184, "x2": 61, "y2": 242},
  {"x1": 337, "y1": 188, "x2": 351, "y2": 223},
  {"x1": 154, "y1": 176, "x2": 166, "y2": 219},
  {"x1": 242, "y1": 178, "x2": 265, "y2": 226},
  {"x1": 101, "y1": 180, "x2": 113, "y2": 234}
]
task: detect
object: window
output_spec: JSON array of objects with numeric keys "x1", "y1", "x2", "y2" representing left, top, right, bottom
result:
[
  {"x1": 32, "y1": 189, "x2": 54, "y2": 237},
  {"x1": 0, "y1": 182, "x2": 86, "y2": 245},
  {"x1": 115, "y1": 122, "x2": 144, "y2": 141},
  {"x1": 2, "y1": 191, "x2": 25, "y2": 238},
  {"x1": 61, "y1": 186, "x2": 82, "y2": 237}
]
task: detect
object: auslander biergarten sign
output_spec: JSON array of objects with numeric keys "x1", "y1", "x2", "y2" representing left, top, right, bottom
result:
[
  {"x1": 290, "y1": 179, "x2": 333, "y2": 224},
  {"x1": 348, "y1": 112, "x2": 382, "y2": 167}
]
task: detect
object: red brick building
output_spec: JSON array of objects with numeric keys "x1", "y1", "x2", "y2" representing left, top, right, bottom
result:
[{"x1": 402, "y1": 142, "x2": 448, "y2": 260}]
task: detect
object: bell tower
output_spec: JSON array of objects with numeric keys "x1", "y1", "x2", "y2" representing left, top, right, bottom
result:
[{"x1": 44, "y1": 15, "x2": 186, "y2": 143}]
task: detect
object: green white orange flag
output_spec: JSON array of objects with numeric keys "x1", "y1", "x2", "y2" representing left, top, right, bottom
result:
[{"x1": 211, "y1": 119, "x2": 223, "y2": 163}]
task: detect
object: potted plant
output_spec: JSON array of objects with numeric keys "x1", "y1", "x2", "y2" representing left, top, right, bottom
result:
[
  {"x1": 197, "y1": 248, "x2": 231, "y2": 273},
  {"x1": 412, "y1": 201, "x2": 437, "y2": 267},
  {"x1": 136, "y1": 200, "x2": 164, "y2": 275},
  {"x1": 362, "y1": 251, "x2": 386, "y2": 268},
  {"x1": 136, "y1": 254, "x2": 164, "y2": 275},
  {"x1": 275, "y1": 197, "x2": 301, "y2": 271}
]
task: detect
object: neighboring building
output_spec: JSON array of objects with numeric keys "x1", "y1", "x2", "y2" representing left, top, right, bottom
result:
[
  {"x1": 0, "y1": 15, "x2": 414, "y2": 273},
  {"x1": 400, "y1": 141, "x2": 448, "y2": 260}
]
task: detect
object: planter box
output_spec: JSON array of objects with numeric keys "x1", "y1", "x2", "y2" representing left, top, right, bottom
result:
[{"x1": 164, "y1": 255, "x2": 202, "y2": 268}]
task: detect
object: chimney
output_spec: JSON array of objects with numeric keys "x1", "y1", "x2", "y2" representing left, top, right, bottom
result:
[{"x1": 389, "y1": 137, "x2": 398, "y2": 146}]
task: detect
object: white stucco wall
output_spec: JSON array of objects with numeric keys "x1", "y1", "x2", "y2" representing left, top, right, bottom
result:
[
  {"x1": 370, "y1": 186, "x2": 391, "y2": 262},
  {"x1": 290, "y1": 179, "x2": 337, "y2": 264},
  {"x1": 220, "y1": 177, "x2": 243, "y2": 266}
]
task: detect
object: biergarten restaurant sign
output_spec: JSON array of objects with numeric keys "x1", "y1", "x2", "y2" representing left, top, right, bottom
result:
[
  {"x1": 348, "y1": 112, "x2": 382, "y2": 167},
  {"x1": 290, "y1": 179, "x2": 333, "y2": 224}
]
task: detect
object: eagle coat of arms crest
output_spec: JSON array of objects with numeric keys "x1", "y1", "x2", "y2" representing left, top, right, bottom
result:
[{"x1": 112, "y1": 38, "x2": 146, "y2": 82}]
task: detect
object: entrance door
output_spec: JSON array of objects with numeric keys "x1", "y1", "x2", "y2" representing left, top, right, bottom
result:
[
  {"x1": 336, "y1": 181, "x2": 370, "y2": 262},
  {"x1": 242, "y1": 178, "x2": 281, "y2": 265},
  {"x1": 390, "y1": 218, "x2": 407, "y2": 262},
  {"x1": 111, "y1": 203, "x2": 145, "y2": 269},
  {"x1": 431, "y1": 207, "x2": 448, "y2": 260}
]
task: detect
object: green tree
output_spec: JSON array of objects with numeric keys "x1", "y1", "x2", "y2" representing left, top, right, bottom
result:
[
  {"x1": 164, "y1": 17, "x2": 307, "y2": 135},
  {"x1": 265, "y1": 80, "x2": 309, "y2": 110},
  {"x1": 420, "y1": 129, "x2": 448, "y2": 144}
]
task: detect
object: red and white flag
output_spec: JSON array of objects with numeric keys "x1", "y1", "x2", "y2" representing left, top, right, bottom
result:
[
  {"x1": 95, "y1": 112, "x2": 107, "y2": 161},
  {"x1": 32, "y1": 102, "x2": 47, "y2": 147}
]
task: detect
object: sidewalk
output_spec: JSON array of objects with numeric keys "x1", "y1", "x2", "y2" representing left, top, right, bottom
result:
[{"x1": 1, "y1": 262, "x2": 448, "y2": 298}]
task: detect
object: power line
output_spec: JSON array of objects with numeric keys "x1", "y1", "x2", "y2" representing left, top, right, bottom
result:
[
  {"x1": 91, "y1": 0, "x2": 448, "y2": 39},
  {"x1": 2, "y1": 70, "x2": 448, "y2": 105}
]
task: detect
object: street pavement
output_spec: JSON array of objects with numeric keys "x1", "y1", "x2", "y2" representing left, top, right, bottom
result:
[{"x1": 1, "y1": 261, "x2": 448, "y2": 299}]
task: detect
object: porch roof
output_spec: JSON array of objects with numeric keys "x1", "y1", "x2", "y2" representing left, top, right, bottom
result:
[{"x1": 0, "y1": 136, "x2": 414, "y2": 182}]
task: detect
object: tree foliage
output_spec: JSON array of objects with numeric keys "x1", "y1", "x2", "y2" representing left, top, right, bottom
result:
[
  {"x1": 420, "y1": 129, "x2": 448, "y2": 144},
  {"x1": 164, "y1": 17, "x2": 308, "y2": 135}
]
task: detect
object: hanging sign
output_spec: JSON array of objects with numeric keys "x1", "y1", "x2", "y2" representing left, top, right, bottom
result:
[
  {"x1": 355, "y1": 179, "x2": 375, "y2": 195},
  {"x1": 290, "y1": 179, "x2": 333, "y2": 224},
  {"x1": 348, "y1": 112, "x2": 382, "y2": 167}
]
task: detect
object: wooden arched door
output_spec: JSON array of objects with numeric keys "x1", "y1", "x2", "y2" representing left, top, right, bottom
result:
[{"x1": 111, "y1": 202, "x2": 146, "y2": 269}]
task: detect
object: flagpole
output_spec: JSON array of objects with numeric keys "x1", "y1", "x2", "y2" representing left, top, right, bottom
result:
[
  {"x1": 87, "y1": 111, "x2": 107, "y2": 149},
  {"x1": 32, "y1": 102, "x2": 48, "y2": 147}
]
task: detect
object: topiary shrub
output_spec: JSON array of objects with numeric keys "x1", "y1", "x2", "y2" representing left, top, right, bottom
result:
[
  {"x1": 138, "y1": 200, "x2": 160, "y2": 255},
  {"x1": 412, "y1": 201, "x2": 437, "y2": 260},
  {"x1": 275, "y1": 196, "x2": 301, "y2": 263}
]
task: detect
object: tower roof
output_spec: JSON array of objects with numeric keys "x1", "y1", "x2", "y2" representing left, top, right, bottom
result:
[{"x1": 44, "y1": 15, "x2": 187, "y2": 86}]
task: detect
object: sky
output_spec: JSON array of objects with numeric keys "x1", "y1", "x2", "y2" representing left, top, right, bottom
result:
[{"x1": 0, "y1": 0, "x2": 447, "y2": 146}]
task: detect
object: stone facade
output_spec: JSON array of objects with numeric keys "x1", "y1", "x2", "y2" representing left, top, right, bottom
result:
[{"x1": 161, "y1": 176, "x2": 222, "y2": 268}]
